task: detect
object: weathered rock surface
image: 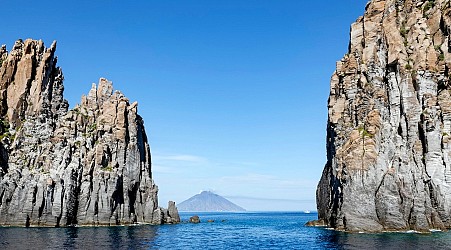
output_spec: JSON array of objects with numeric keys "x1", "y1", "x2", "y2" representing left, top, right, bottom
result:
[
  {"x1": 315, "y1": 0, "x2": 451, "y2": 232},
  {"x1": 0, "y1": 39, "x2": 179, "y2": 226}
]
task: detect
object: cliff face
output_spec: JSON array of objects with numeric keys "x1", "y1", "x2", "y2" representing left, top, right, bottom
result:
[
  {"x1": 0, "y1": 39, "x2": 179, "y2": 226},
  {"x1": 316, "y1": 0, "x2": 451, "y2": 232}
]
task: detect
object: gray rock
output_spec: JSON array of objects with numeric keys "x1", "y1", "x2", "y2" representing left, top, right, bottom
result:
[
  {"x1": 0, "y1": 39, "x2": 179, "y2": 227},
  {"x1": 167, "y1": 201, "x2": 181, "y2": 224},
  {"x1": 314, "y1": 0, "x2": 451, "y2": 232}
]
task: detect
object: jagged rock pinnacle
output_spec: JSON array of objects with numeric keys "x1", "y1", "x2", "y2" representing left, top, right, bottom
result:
[{"x1": 0, "y1": 39, "x2": 179, "y2": 226}]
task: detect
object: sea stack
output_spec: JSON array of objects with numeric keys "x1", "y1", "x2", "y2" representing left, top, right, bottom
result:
[
  {"x1": 315, "y1": 0, "x2": 451, "y2": 232},
  {"x1": 0, "y1": 39, "x2": 179, "y2": 226}
]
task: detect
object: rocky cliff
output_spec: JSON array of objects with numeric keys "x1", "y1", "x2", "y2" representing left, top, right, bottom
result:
[
  {"x1": 0, "y1": 39, "x2": 179, "y2": 227},
  {"x1": 315, "y1": 0, "x2": 451, "y2": 232}
]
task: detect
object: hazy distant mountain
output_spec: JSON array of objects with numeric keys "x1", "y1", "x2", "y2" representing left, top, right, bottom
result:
[{"x1": 178, "y1": 191, "x2": 246, "y2": 212}]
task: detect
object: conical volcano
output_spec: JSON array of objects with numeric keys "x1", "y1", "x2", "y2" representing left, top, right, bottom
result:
[{"x1": 178, "y1": 191, "x2": 246, "y2": 212}]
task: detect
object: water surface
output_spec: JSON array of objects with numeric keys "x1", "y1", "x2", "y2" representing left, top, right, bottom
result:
[{"x1": 0, "y1": 212, "x2": 449, "y2": 249}]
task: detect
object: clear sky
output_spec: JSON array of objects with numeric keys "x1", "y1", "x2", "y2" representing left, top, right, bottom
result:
[{"x1": 3, "y1": 0, "x2": 368, "y2": 211}]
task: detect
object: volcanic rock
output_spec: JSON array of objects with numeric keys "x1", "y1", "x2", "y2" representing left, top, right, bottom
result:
[
  {"x1": 0, "y1": 39, "x2": 179, "y2": 227},
  {"x1": 315, "y1": 0, "x2": 451, "y2": 232},
  {"x1": 189, "y1": 215, "x2": 200, "y2": 224}
]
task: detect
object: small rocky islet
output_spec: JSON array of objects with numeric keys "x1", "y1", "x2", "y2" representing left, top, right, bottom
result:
[
  {"x1": 0, "y1": 39, "x2": 179, "y2": 227},
  {"x1": 313, "y1": 0, "x2": 451, "y2": 232}
]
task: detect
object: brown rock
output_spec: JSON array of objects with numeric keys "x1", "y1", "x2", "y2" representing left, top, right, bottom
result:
[{"x1": 189, "y1": 215, "x2": 200, "y2": 224}]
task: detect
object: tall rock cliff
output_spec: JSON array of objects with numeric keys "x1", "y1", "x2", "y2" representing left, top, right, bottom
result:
[
  {"x1": 0, "y1": 39, "x2": 179, "y2": 226},
  {"x1": 316, "y1": 0, "x2": 451, "y2": 232}
]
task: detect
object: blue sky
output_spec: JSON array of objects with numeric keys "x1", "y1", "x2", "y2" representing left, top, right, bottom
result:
[{"x1": 3, "y1": 0, "x2": 368, "y2": 211}]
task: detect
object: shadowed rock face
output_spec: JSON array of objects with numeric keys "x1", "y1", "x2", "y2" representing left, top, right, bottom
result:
[
  {"x1": 0, "y1": 39, "x2": 179, "y2": 226},
  {"x1": 316, "y1": 0, "x2": 451, "y2": 232}
]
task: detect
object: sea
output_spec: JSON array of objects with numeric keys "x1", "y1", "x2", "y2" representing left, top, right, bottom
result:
[{"x1": 1, "y1": 212, "x2": 450, "y2": 249}]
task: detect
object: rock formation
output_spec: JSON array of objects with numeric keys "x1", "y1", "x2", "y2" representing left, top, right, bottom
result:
[
  {"x1": 0, "y1": 39, "x2": 179, "y2": 226},
  {"x1": 189, "y1": 215, "x2": 200, "y2": 224},
  {"x1": 315, "y1": 0, "x2": 451, "y2": 232}
]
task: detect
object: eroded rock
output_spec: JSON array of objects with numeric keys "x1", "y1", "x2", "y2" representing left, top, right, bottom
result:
[
  {"x1": 0, "y1": 39, "x2": 179, "y2": 227},
  {"x1": 315, "y1": 0, "x2": 451, "y2": 232},
  {"x1": 189, "y1": 215, "x2": 200, "y2": 224}
]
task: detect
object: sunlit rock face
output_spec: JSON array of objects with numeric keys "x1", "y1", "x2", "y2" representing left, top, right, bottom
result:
[
  {"x1": 0, "y1": 39, "x2": 179, "y2": 226},
  {"x1": 316, "y1": 0, "x2": 451, "y2": 232}
]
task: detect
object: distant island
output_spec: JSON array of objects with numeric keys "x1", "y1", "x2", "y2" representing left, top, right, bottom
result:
[{"x1": 178, "y1": 191, "x2": 246, "y2": 212}]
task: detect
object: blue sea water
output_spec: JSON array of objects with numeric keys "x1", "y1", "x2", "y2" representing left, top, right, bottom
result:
[{"x1": 1, "y1": 212, "x2": 451, "y2": 249}]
